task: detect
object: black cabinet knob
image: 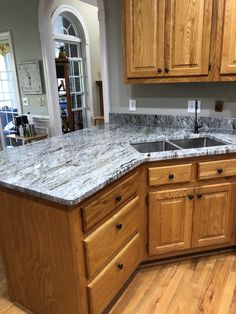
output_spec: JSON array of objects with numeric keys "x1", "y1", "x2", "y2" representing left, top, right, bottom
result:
[
  {"x1": 188, "y1": 195, "x2": 194, "y2": 200},
  {"x1": 197, "y1": 194, "x2": 203, "y2": 199},
  {"x1": 217, "y1": 168, "x2": 223, "y2": 174},
  {"x1": 116, "y1": 223, "x2": 122, "y2": 230},
  {"x1": 165, "y1": 68, "x2": 169, "y2": 73},
  {"x1": 115, "y1": 195, "x2": 122, "y2": 202},
  {"x1": 169, "y1": 174, "x2": 174, "y2": 180},
  {"x1": 118, "y1": 263, "x2": 124, "y2": 270},
  {"x1": 157, "y1": 68, "x2": 162, "y2": 73}
]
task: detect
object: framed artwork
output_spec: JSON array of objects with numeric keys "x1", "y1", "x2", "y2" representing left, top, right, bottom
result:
[{"x1": 18, "y1": 60, "x2": 42, "y2": 94}]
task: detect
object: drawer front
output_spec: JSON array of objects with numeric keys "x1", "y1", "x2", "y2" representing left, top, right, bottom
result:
[
  {"x1": 198, "y1": 159, "x2": 236, "y2": 180},
  {"x1": 88, "y1": 234, "x2": 140, "y2": 314},
  {"x1": 148, "y1": 164, "x2": 192, "y2": 186},
  {"x1": 81, "y1": 171, "x2": 139, "y2": 231},
  {"x1": 84, "y1": 196, "x2": 139, "y2": 278}
]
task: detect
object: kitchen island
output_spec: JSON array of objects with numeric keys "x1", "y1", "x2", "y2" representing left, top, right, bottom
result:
[{"x1": 0, "y1": 121, "x2": 236, "y2": 313}]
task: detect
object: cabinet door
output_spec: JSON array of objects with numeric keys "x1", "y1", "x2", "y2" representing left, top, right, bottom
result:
[
  {"x1": 124, "y1": 0, "x2": 165, "y2": 78},
  {"x1": 192, "y1": 183, "x2": 233, "y2": 248},
  {"x1": 149, "y1": 188, "x2": 194, "y2": 256},
  {"x1": 220, "y1": 0, "x2": 236, "y2": 74},
  {"x1": 165, "y1": 0, "x2": 213, "y2": 76}
]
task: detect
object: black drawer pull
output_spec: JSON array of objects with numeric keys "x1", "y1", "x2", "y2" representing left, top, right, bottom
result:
[
  {"x1": 115, "y1": 195, "x2": 122, "y2": 202},
  {"x1": 217, "y1": 168, "x2": 223, "y2": 174},
  {"x1": 157, "y1": 68, "x2": 162, "y2": 73},
  {"x1": 169, "y1": 174, "x2": 174, "y2": 180},
  {"x1": 165, "y1": 68, "x2": 169, "y2": 73},
  {"x1": 188, "y1": 195, "x2": 194, "y2": 200},
  {"x1": 197, "y1": 194, "x2": 202, "y2": 199},
  {"x1": 118, "y1": 263, "x2": 124, "y2": 270},
  {"x1": 116, "y1": 223, "x2": 122, "y2": 230}
]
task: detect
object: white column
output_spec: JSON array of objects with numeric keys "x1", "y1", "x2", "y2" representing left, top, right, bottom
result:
[{"x1": 97, "y1": 0, "x2": 110, "y2": 123}]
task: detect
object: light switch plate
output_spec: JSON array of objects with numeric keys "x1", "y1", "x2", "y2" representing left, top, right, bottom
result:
[{"x1": 23, "y1": 97, "x2": 29, "y2": 106}]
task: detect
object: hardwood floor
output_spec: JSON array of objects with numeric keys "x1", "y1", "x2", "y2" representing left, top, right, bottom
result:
[
  {"x1": 110, "y1": 253, "x2": 236, "y2": 314},
  {"x1": 0, "y1": 253, "x2": 25, "y2": 313},
  {"x1": 0, "y1": 252, "x2": 235, "y2": 313}
]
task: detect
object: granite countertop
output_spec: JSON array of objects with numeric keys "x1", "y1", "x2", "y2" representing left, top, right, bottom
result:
[{"x1": 1, "y1": 123, "x2": 236, "y2": 206}]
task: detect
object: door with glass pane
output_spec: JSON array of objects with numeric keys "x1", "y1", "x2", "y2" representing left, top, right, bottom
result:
[{"x1": 54, "y1": 14, "x2": 87, "y2": 133}]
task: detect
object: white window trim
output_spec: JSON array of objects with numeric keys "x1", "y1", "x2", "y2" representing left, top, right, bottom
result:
[
  {"x1": 52, "y1": 5, "x2": 94, "y2": 126},
  {"x1": 38, "y1": 0, "x2": 110, "y2": 136},
  {"x1": 0, "y1": 31, "x2": 22, "y2": 115}
]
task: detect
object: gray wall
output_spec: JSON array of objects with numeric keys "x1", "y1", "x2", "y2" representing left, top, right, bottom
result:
[
  {"x1": 0, "y1": 0, "x2": 49, "y2": 116},
  {"x1": 105, "y1": 0, "x2": 236, "y2": 118}
]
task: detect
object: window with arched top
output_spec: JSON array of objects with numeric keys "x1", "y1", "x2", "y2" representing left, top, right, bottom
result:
[{"x1": 53, "y1": 13, "x2": 87, "y2": 133}]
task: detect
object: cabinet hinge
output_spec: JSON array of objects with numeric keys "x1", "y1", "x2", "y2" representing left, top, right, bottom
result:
[
  {"x1": 145, "y1": 195, "x2": 149, "y2": 207},
  {"x1": 208, "y1": 63, "x2": 212, "y2": 72}
]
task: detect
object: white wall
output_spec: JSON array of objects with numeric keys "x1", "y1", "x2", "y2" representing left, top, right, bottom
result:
[{"x1": 104, "y1": 0, "x2": 236, "y2": 118}]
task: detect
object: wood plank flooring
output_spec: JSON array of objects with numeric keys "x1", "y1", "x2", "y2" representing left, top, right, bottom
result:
[
  {"x1": 110, "y1": 253, "x2": 236, "y2": 314},
  {"x1": 0, "y1": 252, "x2": 235, "y2": 313}
]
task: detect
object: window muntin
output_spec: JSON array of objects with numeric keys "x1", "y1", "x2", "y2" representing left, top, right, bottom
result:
[{"x1": 54, "y1": 14, "x2": 87, "y2": 131}]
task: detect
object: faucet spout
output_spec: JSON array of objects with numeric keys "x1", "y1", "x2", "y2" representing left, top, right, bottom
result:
[{"x1": 194, "y1": 99, "x2": 202, "y2": 134}]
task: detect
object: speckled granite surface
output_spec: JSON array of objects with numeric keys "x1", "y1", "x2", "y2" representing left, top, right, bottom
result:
[
  {"x1": 1, "y1": 122, "x2": 236, "y2": 206},
  {"x1": 110, "y1": 113, "x2": 236, "y2": 130}
]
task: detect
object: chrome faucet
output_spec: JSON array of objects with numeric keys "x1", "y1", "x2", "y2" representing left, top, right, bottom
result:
[{"x1": 194, "y1": 99, "x2": 202, "y2": 134}]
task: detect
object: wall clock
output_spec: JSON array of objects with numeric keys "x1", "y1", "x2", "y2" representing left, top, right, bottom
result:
[{"x1": 18, "y1": 60, "x2": 43, "y2": 94}]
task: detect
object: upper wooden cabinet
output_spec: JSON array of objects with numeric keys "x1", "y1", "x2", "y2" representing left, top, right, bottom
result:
[
  {"x1": 123, "y1": 0, "x2": 236, "y2": 83},
  {"x1": 165, "y1": 0, "x2": 213, "y2": 77},
  {"x1": 220, "y1": 0, "x2": 236, "y2": 74},
  {"x1": 124, "y1": 0, "x2": 213, "y2": 79},
  {"x1": 124, "y1": 0, "x2": 164, "y2": 78}
]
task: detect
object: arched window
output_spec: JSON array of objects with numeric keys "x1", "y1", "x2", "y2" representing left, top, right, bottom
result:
[{"x1": 53, "y1": 13, "x2": 87, "y2": 132}]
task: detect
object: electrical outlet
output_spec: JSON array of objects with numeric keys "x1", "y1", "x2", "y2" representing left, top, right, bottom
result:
[
  {"x1": 129, "y1": 99, "x2": 136, "y2": 111},
  {"x1": 188, "y1": 100, "x2": 201, "y2": 113},
  {"x1": 23, "y1": 97, "x2": 29, "y2": 106}
]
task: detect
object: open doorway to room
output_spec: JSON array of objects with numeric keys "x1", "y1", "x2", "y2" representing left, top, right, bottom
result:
[{"x1": 52, "y1": 1, "x2": 102, "y2": 134}]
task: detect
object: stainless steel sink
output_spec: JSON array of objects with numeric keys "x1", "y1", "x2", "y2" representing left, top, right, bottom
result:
[
  {"x1": 130, "y1": 137, "x2": 227, "y2": 154},
  {"x1": 170, "y1": 137, "x2": 226, "y2": 149},
  {"x1": 130, "y1": 141, "x2": 180, "y2": 153}
]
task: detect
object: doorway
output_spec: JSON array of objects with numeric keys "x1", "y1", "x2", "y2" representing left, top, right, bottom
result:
[{"x1": 38, "y1": 0, "x2": 110, "y2": 136}]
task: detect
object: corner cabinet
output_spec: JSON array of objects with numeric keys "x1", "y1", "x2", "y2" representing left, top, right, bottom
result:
[{"x1": 124, "y1": 0, "x2": 213, "y2": 79}]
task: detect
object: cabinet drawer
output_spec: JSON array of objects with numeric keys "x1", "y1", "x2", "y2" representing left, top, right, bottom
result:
[
  {"x1": 84, "y1": 196, "x2": 139, "y2": 278},
  {"x1": 81, "y1": 172, "x2": 139, "y2": 231},
  {"x1": 88, "y1": 234, "x2": 140, "y2": 314},
  {"x1": 198, "y1": 159, "x2": 236, "y2": 180},
  {"x1": 148, "y1": 164, "x2": 192, "y2": 186}
]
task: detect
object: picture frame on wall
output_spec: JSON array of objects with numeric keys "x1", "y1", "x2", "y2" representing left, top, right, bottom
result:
[{"x1": 18, "y1": 60, "x2": 43, "y2": 94}]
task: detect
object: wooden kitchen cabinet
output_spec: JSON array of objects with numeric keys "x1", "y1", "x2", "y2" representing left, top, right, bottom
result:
[
  {"x1": 220, "y1": 0, "x2": 236, "y2": 74},
  {"x1": 148, "y1": 188, "x2": 194, "y2": 255},
  {"x1": 124, "y1": 0, "x2": 213, "y2": 79},
  {"x1": 192, "y1": 183, "x2": 233, "y2": 248},
  {"x1": 123, "y1": 0, "x2": 236, "y2": 83}
]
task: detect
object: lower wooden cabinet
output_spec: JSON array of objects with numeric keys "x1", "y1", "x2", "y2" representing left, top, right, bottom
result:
[
  {"x1": 192, "y1": 183, "x2": 233, "y2": 248},
  {"x1": 149, "y1": 183, "x2": 234, "y2": 256},
  {"x1": 148, "y1": 188, "x2": 194, "y2": 255},
  {"x1": 88, "y1": 233, "x2": 140, "y2": 314}
]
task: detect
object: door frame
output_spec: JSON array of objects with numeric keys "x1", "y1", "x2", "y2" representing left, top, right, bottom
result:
[{"x1": 38, "y1": 0, "x2": 110, "y2": 136}]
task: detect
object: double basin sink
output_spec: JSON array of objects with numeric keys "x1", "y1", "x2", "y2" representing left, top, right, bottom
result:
[{"x1": 131, "y1": 137, "x2": 227, "y2": 154}]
